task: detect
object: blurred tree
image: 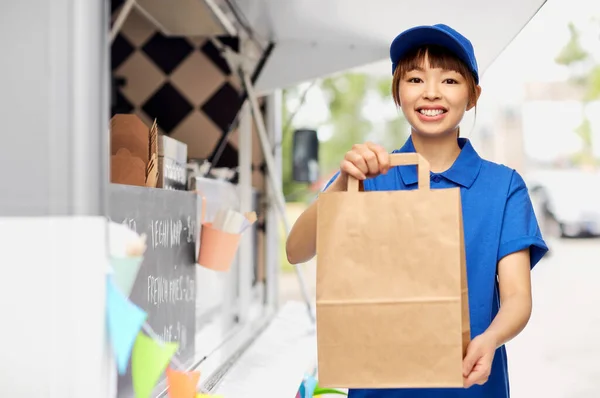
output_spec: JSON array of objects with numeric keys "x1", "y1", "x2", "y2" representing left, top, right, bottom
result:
[
  {"x1": 584, "y1": 65, "x2": 600, "y2": 101},
  {"x1": 318, "y1": 74, "x2": 372, "y2": 176},
  {"x1": 555, "y1": 21, "x2": 600, "y2": 166},
  {"x1": 555, "y1": 23, "x2": 589, "y2": 69}
]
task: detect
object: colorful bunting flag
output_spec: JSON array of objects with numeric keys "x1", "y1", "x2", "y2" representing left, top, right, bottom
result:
[
  {"x1": 302, "y1": 375, "x2": 317, "y2": 398},
  {"x1": 132, "y1": 333, "x2": 179, "y2": 398},
  {"x1": 106, "y1": 276, "x2": 147, "y2": 375},
  {"x1": 166, "y1": 367, "x2": 201, "y2": 398},
  {"x1": 110, "y1": 256, "x2": 144, "y2": 297}
]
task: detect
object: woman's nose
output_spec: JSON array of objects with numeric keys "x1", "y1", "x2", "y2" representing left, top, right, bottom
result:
[{"x1": 422, "y1": 81, "x2": 441, "y2": 100}]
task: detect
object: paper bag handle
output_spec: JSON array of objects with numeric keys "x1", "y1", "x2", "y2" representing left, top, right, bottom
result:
[{"x1": 347, "y1": 153, "x2": 431, "y2": 192}]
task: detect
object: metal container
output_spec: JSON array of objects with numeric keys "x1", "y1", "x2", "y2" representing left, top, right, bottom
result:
[{"x1": 158, "y1": 135, "x2": 188, "y2": 190}]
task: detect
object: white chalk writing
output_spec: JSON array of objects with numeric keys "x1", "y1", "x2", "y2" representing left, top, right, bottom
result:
[
  {"x1": 150, "y1": 219, "x2": 183, "y2": 249},
  {"x1": 121, "y1": 218, "x2": 137, "y2": 233},
  {"x1": 147, "y1": 274, "x2": 195, "y2": 308},
  {"x1": 185, "y1": 216, "x2": 196, "y2": 244},
  {"x1": 158, "y1": 322, "x2": 188, "y2": 352}
]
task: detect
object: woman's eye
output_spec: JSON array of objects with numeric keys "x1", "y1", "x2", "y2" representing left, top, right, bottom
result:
[
  {"x1": 444, "y1": 79, "x2": 458, "y2": 84},
  {"x1": 407, "y1": 77, "x2": 422, "y2": 83}
]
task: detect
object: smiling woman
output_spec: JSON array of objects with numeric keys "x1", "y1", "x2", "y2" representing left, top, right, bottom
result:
[
  {"x1": 392, "y1": 44, "x2": 481, "y2": 138},
  {"x1": 287, "y1": 23, "x2": 548, "y2": 398}
]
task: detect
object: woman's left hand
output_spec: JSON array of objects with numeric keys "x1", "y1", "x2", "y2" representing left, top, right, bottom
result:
[{"x1": 462, "y1": 332, "x2": 498, "y2": 388}]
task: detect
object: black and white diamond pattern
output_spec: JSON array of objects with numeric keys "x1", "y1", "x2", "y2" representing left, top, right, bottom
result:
[
  {"x1": 141, "y1": 82, "x2": 194, "y2": 133},
  {"x1": 112, "y1": 34, "x2": 135, "y2": 70},
  {"x1": 142, "y1": 32, "x2": 194, "y2": 75},
  {"x1": 201, "y1": 83, "x2": 242, "y2": 133}
]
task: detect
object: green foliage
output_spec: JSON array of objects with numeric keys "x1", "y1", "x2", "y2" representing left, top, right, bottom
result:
[
  {"x1": 554, "y1": 19, "x2": 600, "y2": 166},
  {"x1": 575, "y1": 117, "x2": 592, "y2": 149},
  {"x1": 584, "y1": 66, "x2": 600, "y2": 101},
  {"x1": 555, "y1": 22, "x2": 589, "y2": 66},
  {"x1": 318, "y1": 74, "x2": 372, "y2": 175}
]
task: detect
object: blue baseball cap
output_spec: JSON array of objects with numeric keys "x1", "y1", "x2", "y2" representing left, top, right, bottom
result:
[{"x1": 389, "y1": 24, "x2": 479, "y2": 84}]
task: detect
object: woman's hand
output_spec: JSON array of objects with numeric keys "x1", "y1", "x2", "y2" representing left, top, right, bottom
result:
[
  {"x1": 462, "y1": 332, "x2": 498, "y2": 388},
  {"x1": 339, "y1": 142, "x2": 390, "y2": 186}
]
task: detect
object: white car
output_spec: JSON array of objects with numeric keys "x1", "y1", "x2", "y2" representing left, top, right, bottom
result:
[{"x1": 527, "y1": 169, "x2": 600, "y2": 238}]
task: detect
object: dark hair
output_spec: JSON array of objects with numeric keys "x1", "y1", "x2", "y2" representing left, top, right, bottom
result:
[{"x1": 391, "y1": 44, "x2": 478, "y2": 109}]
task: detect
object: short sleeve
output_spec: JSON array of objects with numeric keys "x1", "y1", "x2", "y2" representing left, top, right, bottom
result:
[
  {"x1": 498, "y1": 171, "x2": 549, "y2": 269},
  {"x1": 322, "y1": 171, "x2": 341, "y2": 192},
  {"x1": 307, "y1": 172, "x2": 341, "y2": 204}
]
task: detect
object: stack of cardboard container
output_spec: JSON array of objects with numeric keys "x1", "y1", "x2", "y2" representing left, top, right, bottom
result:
[{"x1": 110, "y1": 114, "x2": 158, "y2": 188}]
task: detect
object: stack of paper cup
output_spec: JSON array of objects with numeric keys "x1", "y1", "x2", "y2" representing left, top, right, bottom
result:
[{"x1": 197, "y1": 209, "x2": 256, "y2": 272}]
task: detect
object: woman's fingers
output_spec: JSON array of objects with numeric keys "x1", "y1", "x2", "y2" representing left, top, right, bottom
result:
[
  {"x1": 354, "y1": 145, "x2": 378, "y2": 176},
  {"x1": 340, "y1": 159, "x2": 366, "y2": 180},
  {"x1": 366, "y1": 142, "x2": 390, "y2": 174},
  {"x1": 340, "y1": 142, "x2": 390, "y2": 183}
]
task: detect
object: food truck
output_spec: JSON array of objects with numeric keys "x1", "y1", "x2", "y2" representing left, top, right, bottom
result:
[{"x1": 1, "y1": 0, "x2": 547, "y2": 396}]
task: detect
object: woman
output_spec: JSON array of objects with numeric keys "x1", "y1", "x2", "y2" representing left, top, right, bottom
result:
[{"x1": 286, "y1": 24, "x2": 548, "y2": 398}]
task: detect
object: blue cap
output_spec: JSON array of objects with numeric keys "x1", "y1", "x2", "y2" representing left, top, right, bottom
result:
[{"x1": 389, "y1": 24, "x2": 479, "y2": 84}]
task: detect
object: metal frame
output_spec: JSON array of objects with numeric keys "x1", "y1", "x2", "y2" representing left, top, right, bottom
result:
[
  {"x1": 208, "y1": 37, "x2": 315, "y2": 323},
  {"x1": 237, "y1": 101, "x2": 254, "y2": 323},
  {"x1": 265, "y1": 90, "x2": 283, "y2": 311},
  {"x1": 240, "y1": 70, "x2": 315, "y2": 323}
]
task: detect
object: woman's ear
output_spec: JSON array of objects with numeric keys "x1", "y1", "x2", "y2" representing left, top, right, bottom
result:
[{"x1": 467, "y1": 85, "x2": 482, "y2": 111}]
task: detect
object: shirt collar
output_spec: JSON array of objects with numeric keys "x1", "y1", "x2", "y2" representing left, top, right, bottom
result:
[{"x1": 394, "y1": 136, "x2": 482, "y2": 188}]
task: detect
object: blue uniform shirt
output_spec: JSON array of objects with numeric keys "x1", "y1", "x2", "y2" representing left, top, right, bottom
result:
[{"x1": 322, "y1": 136, "x2": 548, "y2": 398}]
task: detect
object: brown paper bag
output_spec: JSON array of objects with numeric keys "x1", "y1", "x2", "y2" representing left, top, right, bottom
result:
[{"x1": 316, "y1": 153, "x2": 470, "y2": 389}]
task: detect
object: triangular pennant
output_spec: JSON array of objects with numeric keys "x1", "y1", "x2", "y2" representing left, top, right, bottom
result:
[
  {"x1": 166, "y1": 367, "x2": 201, "y2": 398},
  {"x1": 110, "y1": 256, "x2": 143, "y2": 297},
  {"x1": 106, "y1": 276, "x2": 147, "y2": 375},
  {"x1": 302, "y1": 375, "x2": 317, "y2": 398},
  {"x1": 132, "y1": 333, "x2": 179, "y2": 398}
]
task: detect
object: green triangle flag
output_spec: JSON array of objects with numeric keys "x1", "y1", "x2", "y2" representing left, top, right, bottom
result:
[
  {"x1": 110, "y1": 256, "x2": 143, "y2": 297},
  {"x1": 132, "y1": 332, "x2": 179, "y2": 398}
]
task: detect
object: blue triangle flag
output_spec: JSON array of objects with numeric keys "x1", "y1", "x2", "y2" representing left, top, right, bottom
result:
[
  {"x1": 303, "y1": 375, "x2": 318, "y2": 398},
  {"x1": 106, "y1": 276, "x2": 147, "y2": 375}
]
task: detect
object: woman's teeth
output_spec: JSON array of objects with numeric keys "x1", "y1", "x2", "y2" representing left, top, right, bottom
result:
[{"x1": 419, "y1": 109, "x2": 445, "y2": 116}]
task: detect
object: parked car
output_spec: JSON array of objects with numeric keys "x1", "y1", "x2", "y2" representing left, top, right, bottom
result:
[{"x1": 527, "y1": 169, "x2": 600, "y2": 238}]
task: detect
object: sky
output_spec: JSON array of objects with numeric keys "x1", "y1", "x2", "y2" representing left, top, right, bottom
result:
[{"x1": 287, "y1": 0, "x2": 600, "y2": 161}]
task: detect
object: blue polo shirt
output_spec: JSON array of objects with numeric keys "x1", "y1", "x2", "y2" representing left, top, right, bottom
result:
[{"x1": 322, "y1": 136, "x2": 548, "y2": 398}]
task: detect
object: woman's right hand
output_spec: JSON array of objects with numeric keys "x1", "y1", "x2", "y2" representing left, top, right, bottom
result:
[{"x1": 339, "y1": 142, "x2": 391, "y2": 185}]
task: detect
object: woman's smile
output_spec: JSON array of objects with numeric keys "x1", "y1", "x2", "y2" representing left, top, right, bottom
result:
[{"x1": 416, "y1": 106, "x2": 448, "y2": 122}]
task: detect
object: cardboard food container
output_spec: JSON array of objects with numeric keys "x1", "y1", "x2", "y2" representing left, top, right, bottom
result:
[{"x1": 110, "y1": 114, "x2": 158, "y2": 188}]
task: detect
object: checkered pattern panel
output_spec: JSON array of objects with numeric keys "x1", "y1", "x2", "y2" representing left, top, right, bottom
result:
[{"x1": 110, "y1": 3, "x2": 262, "y2": 173}]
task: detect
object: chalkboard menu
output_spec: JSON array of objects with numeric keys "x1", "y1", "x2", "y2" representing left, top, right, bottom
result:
[{"x1": 109, "y1": 184, "x2": 197, "y2": 397}]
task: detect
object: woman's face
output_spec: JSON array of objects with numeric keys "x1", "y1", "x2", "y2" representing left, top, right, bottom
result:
[{"x1": 398, "y1": 55, "x2": 478, "y2": 137}]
